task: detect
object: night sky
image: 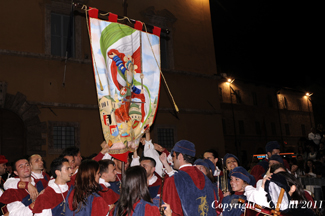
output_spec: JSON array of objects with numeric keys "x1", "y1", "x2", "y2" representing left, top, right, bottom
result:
[{"x1": 210, "y1": 0, "x2": 322, "y2": 89}]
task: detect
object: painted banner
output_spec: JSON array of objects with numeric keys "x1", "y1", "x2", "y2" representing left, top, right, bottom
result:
[{"x1": 88, "y1": 10, "x2": 161, "y2": 161}]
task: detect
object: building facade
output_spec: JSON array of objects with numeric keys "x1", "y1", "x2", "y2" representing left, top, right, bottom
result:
[
  {"x1": 0, "y1": 0, "x2": 224, "y2": 165},
  {"x1": 218, "y1": 77, "x2": 314, "y2": 165}
]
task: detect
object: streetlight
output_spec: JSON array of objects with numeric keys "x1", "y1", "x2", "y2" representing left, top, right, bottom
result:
[
  {"x1": 227, "y1": 78, "x2": 235, "y2": 84},
  {"x1": 227, "y1": 78, "x2": 239, "y2": 158},
  {"x1": 305, "y1": 92, "x2": 313, "y2": 128}
]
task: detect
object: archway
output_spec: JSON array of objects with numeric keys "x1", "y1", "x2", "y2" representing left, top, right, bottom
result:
[
  {"x1": 0, "y1": 109, "x2": 26, "y2": 162},
  {"x1": 0, "y1": 88, "x2": 46, "y2": 163}
]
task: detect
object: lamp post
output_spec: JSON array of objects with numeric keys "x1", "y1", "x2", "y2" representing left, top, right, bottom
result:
[
  {"x1": 305, "y1": 93, "x2": 313, "y2": 128},
  {"x1": 227, "y1": 78, "x2": 239, "y2": 158}
]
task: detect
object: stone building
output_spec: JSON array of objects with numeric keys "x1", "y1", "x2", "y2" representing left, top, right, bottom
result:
[
  {"x1": 218, "y1": 76, "x2": 314, "y2": 165},
  {"x1": 0, "y1": 0, "x2": 223, "y2": 165}
]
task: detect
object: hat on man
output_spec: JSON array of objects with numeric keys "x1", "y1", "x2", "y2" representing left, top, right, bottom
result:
[
  {"x1": 171, "y1": 140, "x2": 196, "y2": 157},
  {"x1": 194, "y1": 159, "x2": 215, "y2": 174},
  {"x1": 269, "y1": 155, "x2": 284, "y2": 165},
  {"x1": 230, "y1": 166, "x2": 255, "y2": 186},
  {"x1": 0, "y1": 155, "x2": 8, "y2": 164},
  {"x1": 223, "y1": 153, "x2": 239, "y2": 164},
  {"x1": 265, "y1": 141, "x2": 280, "y2": 153}
]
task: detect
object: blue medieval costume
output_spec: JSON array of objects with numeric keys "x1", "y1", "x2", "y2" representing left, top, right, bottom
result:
[
  {"x1": 65, "y1": 186, "x2": 110, "y2": 216},
  {"x1": 111, "y1": 199, "x2": 161, "y2": 216},
  {"x1": 163, "y1": 165, "x2": 218, "y2": 216},
  {"x1": 221, "y1": 192, "x2": 246, "y2": 216},
  {"x1": 221, "y1": 166, "x2": 255, "y2": 216}
]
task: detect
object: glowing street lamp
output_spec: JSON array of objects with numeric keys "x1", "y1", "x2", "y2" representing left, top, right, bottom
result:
[
  {"x1": 305, "y1": 92, "x2": 313, "y2": 128},
  {"x1": 227, "y1": 78, "x2": 235, "y2": 84}
]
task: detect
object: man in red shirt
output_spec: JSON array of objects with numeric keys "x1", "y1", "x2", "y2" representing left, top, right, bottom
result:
[{"x1": 163, "y1": 140, "x2": 217, "y2": 216}]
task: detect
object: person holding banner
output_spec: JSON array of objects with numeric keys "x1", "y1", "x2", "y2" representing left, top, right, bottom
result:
[{"x1": 162, "y1": 140, "x2": 218, "y2": 216}]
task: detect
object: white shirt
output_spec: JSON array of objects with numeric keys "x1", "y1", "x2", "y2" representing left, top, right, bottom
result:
[
  {"x1": 31, "y1": 171, "x2": 44, "y2": 180},
  {"x1": 4, "y1": 177, "x2": 36, "y2": 190},
  {"x1": 166, "y1": 163, "x2": 193, "y2": 177},
  {"x1": 148, "y1": 174, "x2": 158, "y2": 186},
  {"x1": 308, "y1": 132, "x2": 321, "y2": 145},
  {"x1": 245, "y1": 179, "x2": 270, "y2": 207},
  {"x1": 130, "y1": 140, "x2": 164, "y2": 177},
  {"x1": 99, "y1": 178, "x2": 111, "y2": 188}
]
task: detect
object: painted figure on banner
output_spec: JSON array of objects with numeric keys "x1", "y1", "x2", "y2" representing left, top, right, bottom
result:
[{"x1": 89, "y1": 18, "x2": 160, "y2": 155}]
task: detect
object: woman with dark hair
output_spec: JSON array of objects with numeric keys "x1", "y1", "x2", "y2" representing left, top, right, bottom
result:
[
  {"x1": 111, "y1": 166, "x2": 171, "y2": 216},
  {"x1": 65, "y1": 160, "x2": 110, "y2": 216},
  {"x1": 305, "y1": 159, "x2": 316, "y2": 177},
  {"x1": 276, "y1": 171, "x2": 316, "y2": 216},
  {"x1": 221, "y1": 153, "x2": 240, "y2": 196}
]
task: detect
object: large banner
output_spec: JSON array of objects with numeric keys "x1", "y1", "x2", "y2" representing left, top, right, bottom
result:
[{"x1": 88, "y1": 10, "x2": 161, "y2": 160}]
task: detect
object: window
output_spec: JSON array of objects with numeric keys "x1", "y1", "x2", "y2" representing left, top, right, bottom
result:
[
  {"x1": 160, "y1": 32, "x2": 170, "y2": 69},
  {"x1": 255, "y1": 121, "x2": 261, "y2": 135},
  {"x1": 252, "y1": 92, "x2": 258, "y2": 106},
  {"x1": 238, "y1": 120, "x2": 245, "y2": 134},
  {"x1": 48, "y1": 121, "x2": 80, "y2": 154},
  {"x1": 157, "y1": 128, "x2": 175, "y2": 149},
  {"x1": 53, "y1": 126, "x2": 75, "y2": 149},
  {"x1": 45, "y1": 3, "x2": 81, "y2": 58},
  {"x1": 267, "y1": 95, "x2": 273, "y2": 108},
  {"x1": 219, "y1": 87, "x2": 223, "y2": 102},
  {"x1": 271, "y1": 122, "x2": 276, "y2": 135},
  {"x1": 51, "y1": 12, "x2": 74, "y2": 57},
  {"x1": 301, "y1": 124, "x2": 306, "y2": 136},
  {"x1": 285, "y1": 124, "x2": 290, "y2": 136}
]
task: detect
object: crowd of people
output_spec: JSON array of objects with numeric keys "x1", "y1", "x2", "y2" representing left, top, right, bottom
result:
[{"x1": 0, "y1": 128, "x2": 322, "y2": 216}]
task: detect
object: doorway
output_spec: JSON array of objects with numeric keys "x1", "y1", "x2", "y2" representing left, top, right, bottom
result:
[{"x1": 0, "y1": 109, "x2": 26, "y2": 163}]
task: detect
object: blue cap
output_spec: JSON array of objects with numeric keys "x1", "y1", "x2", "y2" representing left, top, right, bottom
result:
[
  {"x1": 269, "y1": 155, "x2": 284, "y2": 164},
  {"x1": 194, "y1": 159, "x2": 215, "y2": 174},
  {"x1": 203, "y1": 159, "x2": 216, "y2": 174},
  {"x1": 194, "y1": 159, "x2": 209, "y2": 170},
  {"x1": 223, "y1": 153, "x2": 239, "y2": 164},
  {"x1": 171, "y1": 140, "x2": 196, "y2": 157},
  {"x1": 230, "y1": 166, "x2": 255, "y2": 186},
  {"x1": 265, "y1": 141, "x2": 280, "y2": 153}
]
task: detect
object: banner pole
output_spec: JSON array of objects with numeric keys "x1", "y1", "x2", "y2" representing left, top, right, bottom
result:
[{"x1": 73, "y1": 2, "x2": 170, "y2": 34}]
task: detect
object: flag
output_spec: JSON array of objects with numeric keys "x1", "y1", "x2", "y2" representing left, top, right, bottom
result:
[{"x1": 88, "y1": 9, "x2": 161, "y2": 162}]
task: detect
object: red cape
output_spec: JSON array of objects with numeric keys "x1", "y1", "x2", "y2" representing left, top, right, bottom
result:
[
  {"x1": 32, "y1": 186, "x2": 68, "y2": 213},
  {"x1": 98, "y1": 184, "x2": 120, "y2": 205},
  {"x1": 0, "y1": 188, "x2": 29, "y2": 204}
]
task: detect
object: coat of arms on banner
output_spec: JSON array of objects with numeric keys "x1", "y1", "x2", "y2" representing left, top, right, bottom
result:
[{"x1": 89, "y1": 15, "x2": 160, "y2": 156}]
